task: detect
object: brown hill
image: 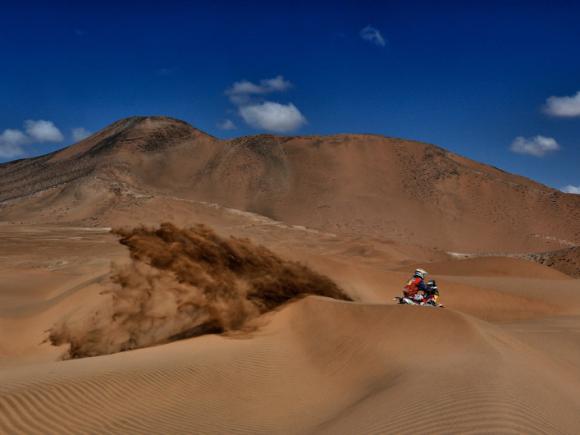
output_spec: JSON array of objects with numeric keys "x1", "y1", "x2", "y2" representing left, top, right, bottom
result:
[
  {"x1": 400, "y1": 256, "x2": 572, "y2": 280},
  {"x1": 525, "y1": 246, "x2": 580, "y2": 278},
  {"x1": 1, "y1": 115, "x2": 579, "y2": 252}
]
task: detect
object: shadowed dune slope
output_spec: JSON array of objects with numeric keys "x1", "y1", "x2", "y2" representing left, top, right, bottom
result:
[
  {"x1": 1, "y1": 116, "x2": 579, "y2": 252},
  {"x1": 2, "y1": 297, "x2": 580, "y2": 434}
]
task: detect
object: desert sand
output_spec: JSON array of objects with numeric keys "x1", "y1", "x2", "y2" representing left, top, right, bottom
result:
[{"x1": 1, "y1": 117, "x2": 579, "y2": 434}]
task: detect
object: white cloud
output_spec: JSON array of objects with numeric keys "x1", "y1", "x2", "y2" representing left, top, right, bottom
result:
[
  {"x1": 260, "y1": 76, "x2": 292, "y2": 92},
  {"x1": 71, "y1": 127, "x2": 91, "y2": 142},
  {"x1": 0, "y1": 129, "x2": 27, "y2": 146},
  {"x1": 360, "y1": 25, "x2": 386, "y2": 47},
  {"x1": 0, "y1": 129, "x2": 28, "y2": 158},
  {"x1": 226, "y1": 75, "x2": 292, "y2": 104},
  {"x1": 561, "y1": 185, "x2": 580, "y2": 194},
  {"x1": 239, "y1": 102, "x2": 307, "y2": 133},
  {"x1": 224, "y1": 75, "x2": 306, "y2": 132},
  {"x1": 25, "y1": 120, "x2": 64, "y2": 142},
  {"x1": 544, "y1": 91, "x2": 580, "y2": 117},
  {"x1": 0, "y1": 119, "x2": 65, "y2": 160},
  {"x1": 217, "y1": 119, "x2": 236, "y2": 130},
  {"x1": 509, "y1": 135, "x2": 560, "y2": 157}
]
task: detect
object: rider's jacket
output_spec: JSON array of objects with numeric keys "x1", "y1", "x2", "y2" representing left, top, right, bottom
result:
[{"x1": 404, "y1": 277, "x2": 427, "y2": 296}]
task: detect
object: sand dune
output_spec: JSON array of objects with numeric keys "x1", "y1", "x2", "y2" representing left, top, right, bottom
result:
[
  {"x1": 2, "y1": 297, "x2": 580, "y2": 434},
  {"x1": 1, "y1": 222, "x2": 579, "y2": 433}
]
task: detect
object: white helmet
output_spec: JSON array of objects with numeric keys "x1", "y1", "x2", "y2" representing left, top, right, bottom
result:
[{"x1": 414, "y1": 268, "x2": 428, "y2": 279}]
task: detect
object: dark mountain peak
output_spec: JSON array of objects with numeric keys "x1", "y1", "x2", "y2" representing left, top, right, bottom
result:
[
  {"x1": 101, "y1": 115, "x2": 211, "y2": 140},
  {"x1": 108, "y1": 115, "x2": 193, "y2": 129},
  {"x1": 49, "y1": 116, "x2": 214, "y2": 161}
]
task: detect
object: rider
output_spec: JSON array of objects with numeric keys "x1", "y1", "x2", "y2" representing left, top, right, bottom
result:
[
  {"x1": 403, "y1": 268, "x2": 428, "y2": 301},
  {"x1": 423, "y1": 279, "x2": 440, "y2": 306}
]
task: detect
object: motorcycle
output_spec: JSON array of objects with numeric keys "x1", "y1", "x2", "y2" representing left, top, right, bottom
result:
[{"x1": 393, "y1": 280, "x2": 445, "y2": 308}]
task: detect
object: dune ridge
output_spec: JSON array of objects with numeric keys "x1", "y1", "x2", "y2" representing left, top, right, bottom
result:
[{"x1": 3, "y1": 297, "x2": 580, "y2": 434}]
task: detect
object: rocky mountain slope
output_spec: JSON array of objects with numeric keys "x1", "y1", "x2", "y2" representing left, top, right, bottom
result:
[
  {"x1": 1, "y1": 116, "x2": 579, "y2": 252},
  {"x1": 525, "y1": 246, "x2": 580, "y2": 278}
]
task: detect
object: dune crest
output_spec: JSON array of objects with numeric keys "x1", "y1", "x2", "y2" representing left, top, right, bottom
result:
[{"x1": 49, "y1": 223, "x2": 351, "y2": 358}]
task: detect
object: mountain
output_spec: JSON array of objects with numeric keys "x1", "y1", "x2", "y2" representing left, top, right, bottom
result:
[
  {"x1": 0, "y1": 116, "x2": 216, "y2": 203},
  {"x1": 1, "y1": 116, "x2": 579, "y2": 252}
]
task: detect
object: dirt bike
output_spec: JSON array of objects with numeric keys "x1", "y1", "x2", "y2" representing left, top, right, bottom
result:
[
  {"x1": 393, "y1": 295, "x2": 445, "y2": 308},
  {"x1": 393, "y1": 280, "x2": 445, "y2": 308}
]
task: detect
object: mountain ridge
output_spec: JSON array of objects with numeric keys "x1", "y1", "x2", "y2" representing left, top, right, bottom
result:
[{"x1": 1, "y1": 116, "x2": 578, "y2": 252}]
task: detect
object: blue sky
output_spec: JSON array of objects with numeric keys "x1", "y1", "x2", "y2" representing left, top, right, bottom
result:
[{"x1": 0, "y1": 0, "x2": 579, "y2": 191}]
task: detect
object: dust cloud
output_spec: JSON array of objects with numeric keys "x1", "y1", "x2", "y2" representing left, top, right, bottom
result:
[{"x1": 49, "y1": 223, "x2": 351, "y2": 358}]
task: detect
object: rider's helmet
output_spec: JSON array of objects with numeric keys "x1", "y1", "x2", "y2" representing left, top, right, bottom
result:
[{"x1": 414, "y1": 268, "x2": 428, "y2": 279}]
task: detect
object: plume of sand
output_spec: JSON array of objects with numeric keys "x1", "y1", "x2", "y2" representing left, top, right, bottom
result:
[{"x1": 49, "y1": 223, "x2": 351, "y2": 358}]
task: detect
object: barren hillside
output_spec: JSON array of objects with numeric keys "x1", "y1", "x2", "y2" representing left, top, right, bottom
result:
[
  {"x1": 1, "y1": 116, "x2": 579, "y2": 252},
  {"x1": 525, "y1": 246, "x2": 580, "y2": 278}
]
